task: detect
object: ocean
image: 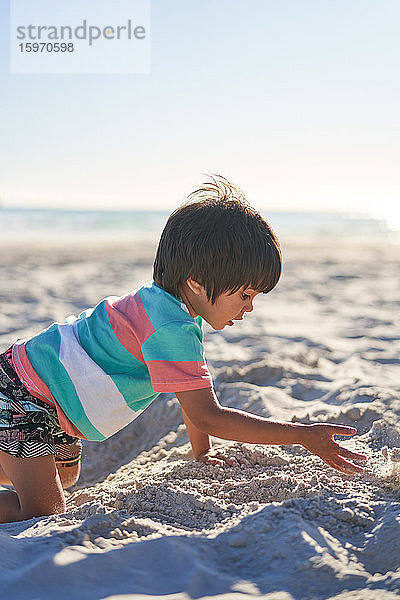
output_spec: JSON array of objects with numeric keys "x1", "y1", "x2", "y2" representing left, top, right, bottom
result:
[{"x1": 0, "y1": 208, "x2": 398, "y2": 245}]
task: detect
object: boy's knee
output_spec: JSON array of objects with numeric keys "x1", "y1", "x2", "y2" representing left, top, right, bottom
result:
[{"x1": 20, "y1": 493, "x2": 66, "y2": 520}]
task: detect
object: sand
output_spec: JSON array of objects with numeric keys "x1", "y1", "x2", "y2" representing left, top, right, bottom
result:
[{"x1": 0, "y1": 237, "x2": 399, "y2": 600}]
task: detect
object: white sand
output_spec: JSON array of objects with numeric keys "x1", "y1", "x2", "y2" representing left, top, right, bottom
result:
[{"x1": 1, "y1": 238, "x2": 400, "y2": 600}]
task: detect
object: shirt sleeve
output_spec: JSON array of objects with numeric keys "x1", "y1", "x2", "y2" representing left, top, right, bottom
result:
[{"x1": 141, "y1": 320, "x2": 213, "y2": 393}]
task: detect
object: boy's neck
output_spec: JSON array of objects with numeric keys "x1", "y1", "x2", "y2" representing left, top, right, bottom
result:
[{"x1": 179, "y1": 283, "x2": 199, "y2": 319}]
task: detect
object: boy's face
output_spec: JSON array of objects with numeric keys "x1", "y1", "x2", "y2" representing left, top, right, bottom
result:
[{"x1": 181, "y1": 279, "x2": 260, "y2": 330}]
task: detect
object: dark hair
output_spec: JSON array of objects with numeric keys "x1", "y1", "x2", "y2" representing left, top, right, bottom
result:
[{"x1": 153, "y1": 174, "x2": 282, "y2": 304}]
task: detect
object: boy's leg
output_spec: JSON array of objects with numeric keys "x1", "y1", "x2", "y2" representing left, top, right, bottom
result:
[
  {"x1": 0, "y1": 456, "x2": 81, "y2": 491},
  {"x1": 0, "y1": 450, "x2": 65, "y2": 523}
]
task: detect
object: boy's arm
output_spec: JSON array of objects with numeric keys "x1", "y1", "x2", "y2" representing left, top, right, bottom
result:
[
  {"x1": 176, "y1": 387, "x2": 367, "y2": 474},
  {"x1": 181, "y1": 406, "x2": 212, "y2": 459},
  {"x1": 181, "y1": 406, "x2": 237, "y2": 466}
]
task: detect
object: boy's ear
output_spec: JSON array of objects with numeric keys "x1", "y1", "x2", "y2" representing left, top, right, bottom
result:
[{"x1": 186, "y1": 278, "x2": 205, "y2": 296}]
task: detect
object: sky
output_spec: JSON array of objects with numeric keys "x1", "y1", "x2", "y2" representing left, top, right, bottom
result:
[{"x1": 0, "y1": 0, "x2": 399, "y2": 224}]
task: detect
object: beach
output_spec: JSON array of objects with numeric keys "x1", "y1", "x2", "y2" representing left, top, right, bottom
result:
[{"x1": 1, "y1": 236, "x2": 400, "y2": 600}]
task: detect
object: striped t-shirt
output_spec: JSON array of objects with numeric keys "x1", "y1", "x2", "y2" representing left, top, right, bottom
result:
[{"x1": 12, "y1": 281, "x2": 213, "y2": 441}]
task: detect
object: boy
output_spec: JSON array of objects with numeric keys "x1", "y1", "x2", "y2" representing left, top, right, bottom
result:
[{"x1": 0, "y1": 175, "x2": 366, "y2": 523}]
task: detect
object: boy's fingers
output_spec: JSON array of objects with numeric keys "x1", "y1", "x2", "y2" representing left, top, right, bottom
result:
[
  {"x1": 198, "y1": 454, "x2": 224, "y2": 467},
  {"x1": 213, "y1": 452, "x2": 250, "y2": 467},
  {"x1": 211, "y1": 451, "x2": 232, "y2": 464},
  {"x1": 209, "y1": 458, "x2": 224, "y2": 467},
  {"x1": 329, "y1": 425, "x2": 357, "y2": 436},
  {"x1": 339, "y1": 461, "x2": 364, "y2": 474},
  {"x1": 335, "y1": 446, "x2": 367, "y2": 461},
  {"x1": 328, "y1": 455, "x2": 364, "y2": 474}
]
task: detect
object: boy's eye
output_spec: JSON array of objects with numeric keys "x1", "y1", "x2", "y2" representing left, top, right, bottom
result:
[{"x1": 241, "y1": 293, "x2": 250, "y2": 301}]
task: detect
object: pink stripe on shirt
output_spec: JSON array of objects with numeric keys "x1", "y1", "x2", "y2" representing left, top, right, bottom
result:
[
  {"x1": 146, "y1": 359, "x2": 213, "y2": 392},
  {"x1": 107, "y1": 292, "x2": 156, "y2": 361},
  {"x1": 12, "y1": 342, "x2": 56, "y2": 406}
]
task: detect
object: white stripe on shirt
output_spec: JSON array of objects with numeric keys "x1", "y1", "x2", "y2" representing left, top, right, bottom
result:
[{"x1": 57, "y1": 322, "x2": 141, "y2": 438}]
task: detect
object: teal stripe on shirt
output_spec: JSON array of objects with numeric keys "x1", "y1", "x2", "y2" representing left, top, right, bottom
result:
[
  {"x1": 140, "y1": 283, "x2": 184, "y2": 329},
  {"x1": 141, "y1": 321, "x2": 205, "y2": 362},
  {"x1": 140, "y1": 283, "x2": 203, "y2": 333},
  {"x1": 76, "y1": 300, "x2": 143, "y2": 374},
  {"x1": 108, "y1": 371, "x2": 158, "y2": 411}
]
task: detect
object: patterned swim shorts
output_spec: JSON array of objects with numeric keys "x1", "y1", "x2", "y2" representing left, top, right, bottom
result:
[{"x1": 0, "y1": 347, "x2": 82, "y2": 466}]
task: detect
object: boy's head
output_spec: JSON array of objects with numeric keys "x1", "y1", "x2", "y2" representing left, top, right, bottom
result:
[{"x1": 153, "y1": 174, "x2": 282, "y2": 324}]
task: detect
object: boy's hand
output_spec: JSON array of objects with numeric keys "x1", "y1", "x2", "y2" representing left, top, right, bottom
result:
[
  {"x1": 301, "y1": 424, "x2": 367, "y2": 474},
  {"x1": 196, "y1": 448, "x2": 250, "y2": 468}
]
